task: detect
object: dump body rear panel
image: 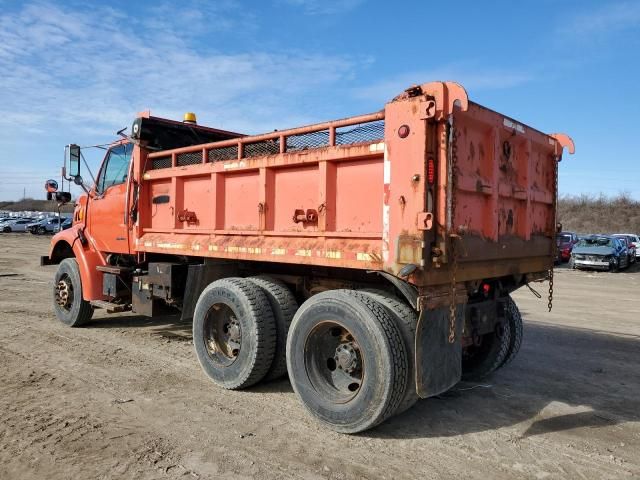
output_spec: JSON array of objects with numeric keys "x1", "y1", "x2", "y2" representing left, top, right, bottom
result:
[{"x1": 133, "y1": 82, "x2": 572, "y2": 289}]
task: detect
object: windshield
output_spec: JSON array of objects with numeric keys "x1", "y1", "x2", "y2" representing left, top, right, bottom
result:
[
  {"x1": 576, "y1": 237, "x2": 614, "y2": 248},
  {"x1": 97, "y1": 143, "x2": 133, "y2": 193},
  {"x1": 556, "y1": 234, "x2": 572, "y2": 243}
]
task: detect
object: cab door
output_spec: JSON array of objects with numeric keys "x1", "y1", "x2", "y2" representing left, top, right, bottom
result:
[{"x1": 89, "y1": 143, "x2": 133, "y2": 254}]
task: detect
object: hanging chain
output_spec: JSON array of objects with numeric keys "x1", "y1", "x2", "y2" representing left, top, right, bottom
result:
[
  {"x1": 548, "y1": 268, "x2": 554, "y2": 312},
  {"x1": 448, "y1": 125, "x2": 459, "y2": 343},
  {"x1": 548, "y1": 156, "x2": 559, "y2": 312}
]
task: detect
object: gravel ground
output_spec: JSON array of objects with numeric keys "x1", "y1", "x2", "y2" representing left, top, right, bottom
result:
[{"x1": 0, "y1": 233, "x2": 638, "y2": 479}]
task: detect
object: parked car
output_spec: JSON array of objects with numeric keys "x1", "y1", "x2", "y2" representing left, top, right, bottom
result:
[
  {"x1": 555, "y1": 231, "x2": 579, "y2": 262},
  {"x1": 570, "y1": 235, "x2": 630, "y2": 271},
  {"x1": 29, "y1": 217, "x2": 72, "y2": 235},
  {"x1": 1, "y1": 218, "x2": 37, "y2": 232},
  {"x1": 612, "y1": 234, "x2": 638, "y2": 263}
]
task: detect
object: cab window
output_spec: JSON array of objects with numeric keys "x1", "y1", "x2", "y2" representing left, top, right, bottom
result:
[{"x1": 98, "y1": 143, "x2": 133, "y2": 193}]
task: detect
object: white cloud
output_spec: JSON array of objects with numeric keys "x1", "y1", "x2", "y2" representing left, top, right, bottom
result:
[
  {"x1": 559, "y1": 1, "x2": 640, "y2": 36},
  {"x1": 0, "y1": 1, "x2": 359, "y2": 140}
]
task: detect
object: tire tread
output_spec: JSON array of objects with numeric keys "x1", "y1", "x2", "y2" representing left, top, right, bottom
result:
[
  {"x1": 247, "y1": 276, "x2": 298, "y2": 381},
  {"x1": 359, "y1": 289, "x2": 419, "y2": 414}
]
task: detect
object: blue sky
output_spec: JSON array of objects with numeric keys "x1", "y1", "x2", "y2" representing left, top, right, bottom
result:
[{"x1": 1, "y1": 0, "x2": 639, "y2": 201}]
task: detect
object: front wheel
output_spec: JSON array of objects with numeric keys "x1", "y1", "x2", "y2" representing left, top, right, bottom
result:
[
  {"x1": 287, "y1": 290, "x2": 408, "y2": 433},
  {"x1": 610, "y1": 258, "x2": 620, "y2": 272},
  {"x1": 37, "y1": 226, "x2": 46, "y2": 235},
  {"x1": 53, "y1": 258, "x2": 94, "y2": 327}
]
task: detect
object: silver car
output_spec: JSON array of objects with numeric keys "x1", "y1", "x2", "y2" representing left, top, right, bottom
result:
[{"x1": 1, "y1": 218, "x2": 35, "y2": 232}]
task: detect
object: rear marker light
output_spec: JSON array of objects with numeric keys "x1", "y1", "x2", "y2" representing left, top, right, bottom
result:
[
  {"x1": 398, "y1": 125, "x2": 410, "y2": 138},
  {"x1": 427, "y1": 157, "x2": 435, "y2": 184}
]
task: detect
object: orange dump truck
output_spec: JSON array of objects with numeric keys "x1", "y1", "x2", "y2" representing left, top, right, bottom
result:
[{"x1": 43, "y1": 81, "x2": 573, "y2": 433}]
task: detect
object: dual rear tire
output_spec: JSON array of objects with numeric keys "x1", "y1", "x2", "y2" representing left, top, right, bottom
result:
[
  {"x1": 462, "y1": 295, "x2": 523, "y2": 380},
  {"x1": 286, "y1": 290, "x2": 410, "y2": 433},
  {"x1": 192, "y1": 283, "x2": 415, "y2": 433},
  {"x1": 192, "y1": 281, "x2": 523, "y2": 432}
]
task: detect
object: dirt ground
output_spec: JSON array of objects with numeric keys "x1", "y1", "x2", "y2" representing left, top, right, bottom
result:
[{"x1": 0, "y1": 233, "x2": 638, "y2": 480}]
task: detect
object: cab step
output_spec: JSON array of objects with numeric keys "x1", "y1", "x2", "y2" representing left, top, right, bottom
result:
[{"x1": 96, "y1": 265, "x2": 133, "y2": 275}]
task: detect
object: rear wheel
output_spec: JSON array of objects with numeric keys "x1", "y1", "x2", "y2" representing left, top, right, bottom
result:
[
  {"x1": 498, "y1": 296, "x2": 523, "y2": 369},
  {"x1": 359, "y1": 289, "x2": 419, "y2": 414},
  {"x1": 193, "y1": 278, "x2": 277, "y2": 390},
  {"x1": 53, "y1": 258, "x2": 94, "y2": 327},
  {"x1": 462, "y1": 313, "x2": 511, "y2": 381},
  {"x1": 37, "y1": 226, "x2": 46, "y2": 235},
  {"x1": 287, "y1": 290, "x2": 408, "y2": 433},
  {"x1": 247, "y1": 276, "x2": 298, "y2": 381}
]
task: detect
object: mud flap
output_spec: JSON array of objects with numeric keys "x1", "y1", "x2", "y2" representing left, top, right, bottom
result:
[{"x1": 415, "y1": 305, "x2": 464, "y2": 398}]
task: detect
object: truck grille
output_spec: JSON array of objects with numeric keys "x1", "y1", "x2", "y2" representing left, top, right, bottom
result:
[
  {"x1": 244, "y1": 140, "x2": 281, "y2": 158},
  {"x1": 176, "y1": 152, "x2": 202, "y2": 166},
  {"x1": 151, "y1": 156, "x2": 172, "y2": 170},
  {"x1": 287, "y1": 131, "x2": 329, "y2": 151},
  {"x1": 148, "y1": 119, "x2": 385, "y2": 169},
  {"x1": 336, "y1": 120, "x2": 384, "y2": 145},
  {"x1": 208, "y1": 145, "x2": 238, "y2": 162}
]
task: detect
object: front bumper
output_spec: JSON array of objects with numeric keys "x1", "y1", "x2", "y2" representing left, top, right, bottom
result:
[{"x1": 574, "y1": 259, "x2": 611, "y2": 270}]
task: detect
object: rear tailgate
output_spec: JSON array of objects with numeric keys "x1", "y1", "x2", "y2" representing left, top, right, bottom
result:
[
  {"x1": 424, "y1": 84, "x2": 573, "y2": 286},
  {"x1": 452, "y1": 102, "x2": 568, "y2": 270}
]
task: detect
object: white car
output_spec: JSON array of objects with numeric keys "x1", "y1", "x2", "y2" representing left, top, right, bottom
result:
[
  {"x1": 1, "y1": 218, "x2": 35, "y2": 232},
  {"x1": 620, "y1": 234, "x2": 640, "y2": 258}
]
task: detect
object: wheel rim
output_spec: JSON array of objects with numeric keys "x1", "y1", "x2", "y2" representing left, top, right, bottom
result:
[
  {"x1": 203, "y1": 303, "x2": 242, "y2": 366},
  {"x1": 463, "y1": 322, "x2": 504, "y2": 361},
  {"x1": 55, "y1": 275, "x2": 74, "y2": 310},
  {"x1": 303, "y1": 321, "x2": 364, "y2": 404}
]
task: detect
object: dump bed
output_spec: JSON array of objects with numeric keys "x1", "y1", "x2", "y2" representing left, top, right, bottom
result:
[{"x1": 134, "y1": 81, "x2": 573, "y2": 288}]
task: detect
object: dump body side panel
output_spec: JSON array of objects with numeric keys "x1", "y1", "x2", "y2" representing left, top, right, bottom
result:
[{"x1": 136, "y1": 122, "x2": 387, "y2": 271}]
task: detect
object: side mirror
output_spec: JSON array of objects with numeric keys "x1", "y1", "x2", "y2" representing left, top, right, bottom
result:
[
  {"x1": 68, "y1": 144, "x2": 81, "y2": 178},
  {"x1": 47, "y1": 191, "x2": 72, "y2": 204},
  {"x1": 55, "y1": 192, "x2": 72, "y2": 204}
]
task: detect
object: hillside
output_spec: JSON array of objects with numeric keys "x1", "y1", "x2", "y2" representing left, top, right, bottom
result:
[
  {"x1": 558, "y1": 194, "x2": 640, "y2": 234},
  {"x1": 0, "y1": 198, "x2": 75, "y2": 214}
]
